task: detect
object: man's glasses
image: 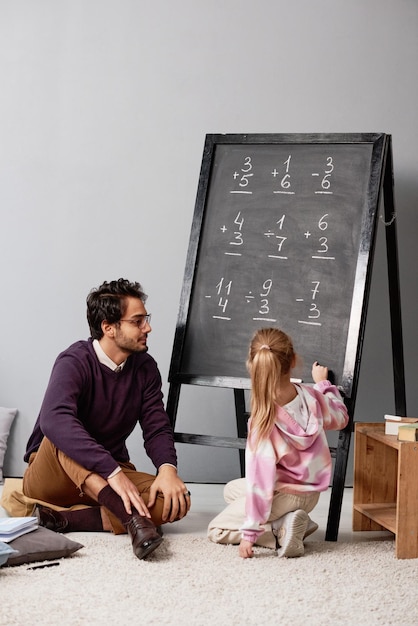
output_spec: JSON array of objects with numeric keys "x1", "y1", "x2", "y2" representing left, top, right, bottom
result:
[{"x1": 119, "y1": 314, "x2": 151, "y2": 329}]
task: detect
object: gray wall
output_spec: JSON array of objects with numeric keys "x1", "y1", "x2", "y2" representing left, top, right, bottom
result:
[{"x1": 1, "y1": 1, "x2": 417, "y2": 484}]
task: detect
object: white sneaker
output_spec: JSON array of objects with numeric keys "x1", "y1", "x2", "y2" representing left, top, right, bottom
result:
[
  {"x1": 273, "y1": 509, "x2": 309, "y2": 558},
  {"x1": 304, "y1": 517, "x2": 319, "y2": 539},
  {"x1": 272, "y1": 514, "x2": 318, "y2": 541}
]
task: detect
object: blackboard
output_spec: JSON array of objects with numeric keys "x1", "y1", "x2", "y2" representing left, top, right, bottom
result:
[
  {"x1": 167, "y1": 132, "x2": 406, "y2": 542},
  {"x1": 169, "y1": 133, "x2": 388, "y2": 398}
]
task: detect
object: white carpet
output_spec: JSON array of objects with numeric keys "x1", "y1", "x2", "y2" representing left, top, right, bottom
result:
[{"x1": 0, "y1": 531, "x2": 416, "y2": 626}]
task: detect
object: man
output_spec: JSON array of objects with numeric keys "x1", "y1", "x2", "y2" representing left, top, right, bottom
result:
[{"x1": 23, "y1": 278, "x2": 190, "y2": 560}]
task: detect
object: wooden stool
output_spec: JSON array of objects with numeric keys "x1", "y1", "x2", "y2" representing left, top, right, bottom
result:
[{"x1": 353, "y1": 422, "x2": 418, "y2": 559}]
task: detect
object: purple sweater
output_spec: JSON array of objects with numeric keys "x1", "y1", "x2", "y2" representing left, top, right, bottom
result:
[{"x1": 24, "y1": 339, "x2": 177, "y2": 478}]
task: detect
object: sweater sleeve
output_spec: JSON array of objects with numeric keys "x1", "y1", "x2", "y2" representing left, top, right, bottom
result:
[
  {"x1": 38, "y1": 351, "x2": 120, "y2": 478},
  {"x1": 312, "y1": 380, "x2": 349, "y2": 431},
  {"x1": 240, "y1": 433, "x2": 277, "y2": 543},
  {"x1": 137, "y1": 359, "x2": 177, "y2": 470}
]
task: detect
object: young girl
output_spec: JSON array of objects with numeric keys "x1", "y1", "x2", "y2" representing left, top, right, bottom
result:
[{"x1": 207, "y1": 327, "x2": 349, "y2": 558}]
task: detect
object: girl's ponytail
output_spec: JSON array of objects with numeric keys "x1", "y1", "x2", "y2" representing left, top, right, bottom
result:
[{"x1": 247, "y1": 328, "x2": 295, "y2": 448}]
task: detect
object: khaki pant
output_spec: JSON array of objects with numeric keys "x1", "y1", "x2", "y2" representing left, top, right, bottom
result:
[
  {"x1": 22, "y1": 437, "x2": 166, "y2": 534},
  {"x1": 207, "y1": 478, "x2": 319, "y2": 549}
]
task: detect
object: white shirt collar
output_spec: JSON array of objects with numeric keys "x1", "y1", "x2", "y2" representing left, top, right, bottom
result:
[{"x1": 92, "y1": 339, "x2": 126, "y2": 372}]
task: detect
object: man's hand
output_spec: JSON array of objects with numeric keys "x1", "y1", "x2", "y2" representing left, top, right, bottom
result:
[
  {"x1": 147, "y1": 465, "x2": 191, "y2": 523},
  {"x1": 239, "y1": 539, "x2": 254, "y2": 558},
  {"x1": 108, "y1": 471, "x2": 151, "y2": 518},
  {"x1": 312, "y1": 361, "x2": 328, "y2": 384}
]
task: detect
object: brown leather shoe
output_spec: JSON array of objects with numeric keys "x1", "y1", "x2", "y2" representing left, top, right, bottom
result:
[
  {"x1": 35, "y1": 505, "x2": 69, "y2": 533},
  {"x1": 126, "y1": 515, "x2": 163, "y2": 560}
]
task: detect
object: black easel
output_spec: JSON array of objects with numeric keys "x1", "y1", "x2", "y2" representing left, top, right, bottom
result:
[{"x1": 167, "y1": 133, "x2": 406, "y2": 541}]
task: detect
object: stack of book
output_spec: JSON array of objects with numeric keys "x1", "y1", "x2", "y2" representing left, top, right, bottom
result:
[
  {"x1": 398, "y1": 424, "x2": 418, "y2": 442},
  {"x1": 384, "y1": 414, "x2": 418, "y2": 436},
  {"x1": 0, "y1": 516, "x2": 38, "y2": 543}
]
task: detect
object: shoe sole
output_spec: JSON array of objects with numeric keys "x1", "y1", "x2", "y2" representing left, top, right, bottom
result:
[
  {"x1": 277, "y1": 540, "x2": 305, "y2": 558},
  {"x1": 277, "y1": 510, "x2": 309, "y2": 558},
  {"x1": 134, "y1": 535, "x2": 163, "y2": 560}
]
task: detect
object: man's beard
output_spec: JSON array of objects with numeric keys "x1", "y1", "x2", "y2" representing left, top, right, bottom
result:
[{"x1": 114, "y1": 333, "x2": 148, "y2": 354}]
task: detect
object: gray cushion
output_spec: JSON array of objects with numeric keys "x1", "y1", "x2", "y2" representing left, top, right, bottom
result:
[{"x1": 4, "y1": 526, "x2": 84, "y2": 566}]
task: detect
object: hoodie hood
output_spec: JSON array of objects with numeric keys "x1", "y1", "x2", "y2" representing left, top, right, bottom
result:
[{"x1": 275, "y1": 384, "x2": 322, "y2": 451}]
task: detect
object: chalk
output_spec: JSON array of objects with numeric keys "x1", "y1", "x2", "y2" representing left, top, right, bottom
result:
[{"x1": 291, "y1": 378, "x2": 303, "y2": 383}]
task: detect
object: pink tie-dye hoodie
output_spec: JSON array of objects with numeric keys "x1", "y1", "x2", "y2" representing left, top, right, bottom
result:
[{"x1": 241, "y1": 380, "x2": 349, "y2": 543}]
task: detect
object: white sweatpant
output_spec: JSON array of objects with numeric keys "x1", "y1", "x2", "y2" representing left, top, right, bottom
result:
[{"x1": 207, "y1": 478, "x2": 319, "y2": 549}]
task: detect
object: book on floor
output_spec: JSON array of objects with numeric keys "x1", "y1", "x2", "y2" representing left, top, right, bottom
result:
[
  {"x1": 397, "y1": 424, "x2": 418, "y2": 442},
  {"x1": 0, "y1": 516, "x2": 38, "y2": 542},
  {"x1": 384, "y1": 415, "x2": 418, "y2": 436}
]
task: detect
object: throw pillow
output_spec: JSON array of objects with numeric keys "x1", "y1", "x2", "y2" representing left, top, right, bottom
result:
[
  {"x1": 0, "y1": 407, "x2": 18, "y2": 484},
  {"x1": 4, "y1": 526, "x2": 84, "y2": 567}
]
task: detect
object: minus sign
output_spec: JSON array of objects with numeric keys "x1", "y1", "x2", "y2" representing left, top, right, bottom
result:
[
  {"x1": 253, "y1": 317, "x2": 276, "y2": 322},
  {"x1": 312, "y1": 173, "x2": 320, "y2": 176},
  {"x1": 296, "y1": 299, "x2": 304, "y2": 301},
  {"x1": 205, "y1": 295, "x2": 211, "y2": 298}
]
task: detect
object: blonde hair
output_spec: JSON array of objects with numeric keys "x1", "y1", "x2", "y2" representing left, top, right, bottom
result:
[{"x1": 246, "y1": 328, "x2": 295, "y2": 448}]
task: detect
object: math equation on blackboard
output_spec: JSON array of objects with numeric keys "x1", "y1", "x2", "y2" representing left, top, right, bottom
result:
[
  {"x1": 196, "y1": 143, "x2": 372, "y2": 332},
  {"x1": 176, "y1": 135, "x2": 382, "y2": 386}
]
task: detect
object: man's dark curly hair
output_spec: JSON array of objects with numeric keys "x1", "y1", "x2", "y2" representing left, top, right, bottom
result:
[{"x1": 86, "y1": 278, "x2": 147, "y2": 340}]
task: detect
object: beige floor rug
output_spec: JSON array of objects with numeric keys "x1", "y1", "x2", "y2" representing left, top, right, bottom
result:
[{"x1": 0, "y1": 532, "x2": 416, "y2": 625}]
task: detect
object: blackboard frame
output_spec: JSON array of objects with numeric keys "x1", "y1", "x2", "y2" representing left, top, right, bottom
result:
[
  {"x1": 169, "y1": 133, "x2": 387, "y2": 399},
  {"x1": 167, "y1": 132, "x2": 406, "y2": 542}
]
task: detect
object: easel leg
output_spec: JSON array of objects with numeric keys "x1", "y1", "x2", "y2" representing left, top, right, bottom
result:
[
  {"x1": 234, "y1": 389, "x2": 249, "y2": 477},
  {"x1": 325, "y1": 425, "x2": 352, "y2": 541},
  {"x1": 167, "y1": 383, "x2": 181, "y2": 429},
  {"x1": 383, "y1": 137, "x2": 407, "y2": 415}
]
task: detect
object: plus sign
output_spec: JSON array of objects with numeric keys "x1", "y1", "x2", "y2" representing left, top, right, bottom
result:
[
  {"x1": 233, "y1": 171, "x2": 239, "y2": 180},
  {"x1": 220, "y1": 225, "x2": 227, "y2": 233},
  {"x1": 304, "y1": 231, "x2": 311, "y2": 239},
  {"x1": 272, "y1": 169, "x2": 279, "y2": 177}
]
